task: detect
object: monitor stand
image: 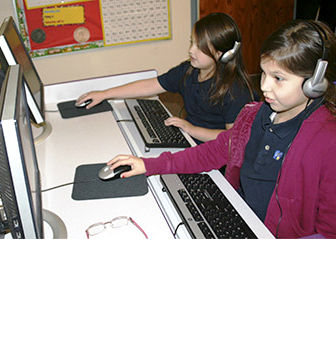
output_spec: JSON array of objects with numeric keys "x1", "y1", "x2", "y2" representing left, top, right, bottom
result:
[
  {"x1": 0, "y1": 208, "x2": 67, "y2": 239},
  {"x1": 32, "y1": 121, "x2": 52, "y2": 144},
  {"x1": 42, "y1": 209, "x2": 67, "y2": 239}
]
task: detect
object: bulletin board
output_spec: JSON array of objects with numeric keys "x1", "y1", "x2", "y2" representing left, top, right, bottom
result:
[{"x1": 13, "y1": 0, "x2": 171, "y2": 58}]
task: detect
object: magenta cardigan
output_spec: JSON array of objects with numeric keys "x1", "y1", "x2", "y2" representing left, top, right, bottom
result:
[{"x1": 143, "y1": 102, "x2": 336, "y2": 239}]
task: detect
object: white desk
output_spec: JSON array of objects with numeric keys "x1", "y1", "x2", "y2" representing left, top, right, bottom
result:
[
  {"x1": 37, "y1": 70, "x2": 174, "y2": 239},
  {"x1": 38, "y1": 69, "x2": 273, "y2": 239}
]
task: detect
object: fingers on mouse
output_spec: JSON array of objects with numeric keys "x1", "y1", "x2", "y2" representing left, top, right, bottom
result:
[
  {"x1": 75, "y1": 99, "x2": 92, "y2": 108},
  {"x1": 98, "y1": 164, "x2": 132, "y2": 180}
]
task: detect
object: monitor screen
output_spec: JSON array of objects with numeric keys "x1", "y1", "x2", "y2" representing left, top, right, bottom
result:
[
  {"x1": 0, "y1": 16, "x2": 44, "y2": 125},
  {"x1": 0, "y1": 64, "x2": 43, "y2": 238}
]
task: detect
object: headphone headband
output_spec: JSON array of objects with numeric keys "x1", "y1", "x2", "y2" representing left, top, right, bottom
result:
[{"x1": 306, "y1": 21, "x2": 330, "y2": 59}]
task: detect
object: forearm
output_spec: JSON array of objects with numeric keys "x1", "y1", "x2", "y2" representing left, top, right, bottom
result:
[
  {"x1": 187, "y1": 127, "x2": 225, "y2": 142},
  {"x1": 77, "y1": 77, "x2": 166, "y2": 109},
  {"x1": 104, "y1": 77, "x2": 165, "y2": 99},
  {"x1": 144, "y1": 131, "x2": 231, "y2": 176},
  {"x1": 190, "y1": 123, "x2": 233, "y2": 142}
]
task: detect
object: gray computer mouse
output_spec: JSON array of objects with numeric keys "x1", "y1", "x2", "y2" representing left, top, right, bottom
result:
[
  {"x1": 75, "y1": 99, "x2": 92, "y2": 108},
  {"x1": 98, "y1": 164, "x2": 132, "y2": 180}
]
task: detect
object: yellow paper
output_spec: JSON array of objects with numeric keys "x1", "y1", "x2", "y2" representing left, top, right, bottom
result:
[
  {"x1": 25, "y1": 0, "x2": 91, "y2": 10},
  {"x1": 43, "y1": 6, "x2": 85, "y2": 26}
]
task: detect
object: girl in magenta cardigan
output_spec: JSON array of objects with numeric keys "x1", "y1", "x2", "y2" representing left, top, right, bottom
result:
[{"x1": 107, "y1": 20, "x2": 336, "y2": 239}]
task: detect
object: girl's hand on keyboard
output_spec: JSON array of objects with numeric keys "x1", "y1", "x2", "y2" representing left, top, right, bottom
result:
[
  {"x1": 107, "y1": 154, "x2": 146, "y2": 178},
  {"x1": 164, "y1": 117, "x2": 194, "y2": 134},
  {"x1": 165, "y1": 116, "x2": 225, "y2": 142}
]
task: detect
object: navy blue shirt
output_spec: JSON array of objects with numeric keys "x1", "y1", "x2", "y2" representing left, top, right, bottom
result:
[
  {"x1": 158, "y1": 61, "x2": 257, "y2": 133},
  {"x1": 238, "y1": 102, "x2": 308, "y2": 221}
]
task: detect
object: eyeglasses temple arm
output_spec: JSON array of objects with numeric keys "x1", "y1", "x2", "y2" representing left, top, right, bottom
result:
[{"x1": 130, "y1": 217, "x2": 148, "y2": 239}]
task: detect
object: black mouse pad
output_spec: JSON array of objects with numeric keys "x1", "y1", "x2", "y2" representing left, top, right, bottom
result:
[
  {"x1": 71, "y1": 163, "x2": 148, "y2": 200},
  {"x1": 57, "y1": 100, "x2": 112, "y2": 119}
]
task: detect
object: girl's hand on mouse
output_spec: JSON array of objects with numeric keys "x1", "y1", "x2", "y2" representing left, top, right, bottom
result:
[
  {"x1": 76, "y1": 91, "x2": 106, "y2": 109},
  {"x1": 164, "y1": 117, "x2": 194, "y2": 135},
  {"x1": 107, "y1": 154, "x2": 146, "y2": 178}
]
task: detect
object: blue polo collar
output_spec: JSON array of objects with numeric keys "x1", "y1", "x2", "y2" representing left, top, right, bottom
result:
[{"x1": 260, "y1": 99, "x2": 324, "y2": 138}]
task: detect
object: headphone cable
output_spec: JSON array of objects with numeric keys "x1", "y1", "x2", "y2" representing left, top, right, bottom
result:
[{"x1": 173, "y1": 222, "x2": 184, "y2": 238}]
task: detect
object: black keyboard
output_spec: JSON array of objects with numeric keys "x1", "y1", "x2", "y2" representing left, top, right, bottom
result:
[
  {"x1": 125, "y1": 99, "x2": 191, "y2": 148},
  {"x1": 160, "y1": 173, "x2": 257, "y2": 239}
]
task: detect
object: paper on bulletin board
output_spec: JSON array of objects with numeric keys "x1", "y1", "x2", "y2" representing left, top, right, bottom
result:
[
  {"x1": 100, "y1": 0, "x2": 171, "y2": 46},
  {"x1": 13, "y1": 0, "x2": 171, "y2": 58},
  {"x1": 42, "y1": 6, "x2": 85, "y2": 26},
  {"x1": 25, "y1": 0, "x2": 91, "y2": 10}
]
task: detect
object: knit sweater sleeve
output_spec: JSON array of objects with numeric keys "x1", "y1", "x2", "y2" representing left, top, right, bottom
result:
[
  {"x1": 143, "y1": 130, "x2": 231, "y2": 176},
  {"x1": 143, "y1": 101, "x2": 262, "y2": 177}
]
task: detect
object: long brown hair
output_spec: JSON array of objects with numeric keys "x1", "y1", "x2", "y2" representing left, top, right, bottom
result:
[
  {"x1": 186, "y1": 12, "x2": 254, "y2": 105},
  {"x1": 260, "y1": 20, "x2": 336, "y2": 116}
]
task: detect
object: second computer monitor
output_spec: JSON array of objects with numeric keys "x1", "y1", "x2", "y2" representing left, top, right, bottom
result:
[
  {"x1": 0, "y1": 64, "x2": 44, "y2": 238},
  {"x1": 0, "y1": 16, "x2": 44, "y2": 125}
]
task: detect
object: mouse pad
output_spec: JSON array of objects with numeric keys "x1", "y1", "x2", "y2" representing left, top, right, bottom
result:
[
  {"x1": 71, "y1": 163, "x2": 148, "y2": 200},
  {"x1": 57, "y1": 100, "x2": 112, "y2": 119}
]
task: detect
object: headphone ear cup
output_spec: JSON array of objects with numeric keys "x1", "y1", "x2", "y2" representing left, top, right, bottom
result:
[
  {"x1": 302, "y1": 78, "x2": 328, "y2": 98},
  {"x1": 302, "y1": 59, "x2": 329, "y2": 98},
  {"x1": 220, "y1": 50, "x2": 233, "y2": 63},
  {"x1": 220, "y1": 41, "x2": 241, "y2": 63}
]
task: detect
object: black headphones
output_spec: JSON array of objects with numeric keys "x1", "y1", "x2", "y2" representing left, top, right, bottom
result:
[
  {"x1": 219, "y1": 41, "x2": 241, "y2": 63},
  {"x1": 302, "y1": 21, "x2": 330, "y2": 98}
]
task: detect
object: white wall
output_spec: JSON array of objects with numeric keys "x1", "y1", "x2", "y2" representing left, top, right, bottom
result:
[{"x1": 0, "y1": 0, "x2": 191, "y2": 85}]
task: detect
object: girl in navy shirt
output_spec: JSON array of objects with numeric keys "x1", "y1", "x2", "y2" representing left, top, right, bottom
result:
[{"x1": 77, "y1": 13, "x2": 257, "y2": 143}]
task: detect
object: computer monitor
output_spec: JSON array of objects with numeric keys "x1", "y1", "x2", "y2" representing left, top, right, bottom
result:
[
  {"x1": 0, "y1": 16, "x2": 44, "y2": 125},
  {"x1": 0, "y1": 66, "x2": 5, "y2": 90},
  {"x1": 0, "y1": 64, "x2": 44, "y2": 238}
]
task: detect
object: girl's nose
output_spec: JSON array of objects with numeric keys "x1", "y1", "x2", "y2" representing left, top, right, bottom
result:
[
  {"x1": 260, "y1": 74, "x2": 270, "y2": 92},
  {"x1": 189, "y1": 43, "x2": 196, "y2": 54}
]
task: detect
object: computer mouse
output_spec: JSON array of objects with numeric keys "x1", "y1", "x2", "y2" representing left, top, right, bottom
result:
[
  {"x1": 75, "y1": 99, "x2": 92, "y2": 108},
  {"x1": 98, "y1": 164, "x2": 132, "y2": 180}
]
